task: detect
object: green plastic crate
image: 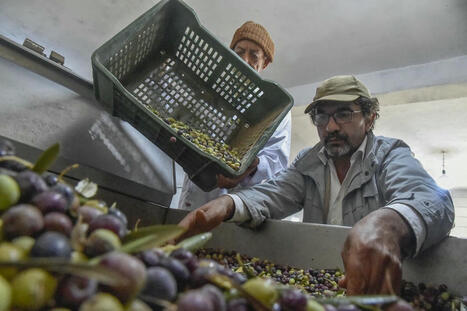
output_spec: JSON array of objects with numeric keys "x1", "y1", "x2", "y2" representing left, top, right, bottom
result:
[{"x1": 91, "y1": 0, "x2": 293, "y2": 192}]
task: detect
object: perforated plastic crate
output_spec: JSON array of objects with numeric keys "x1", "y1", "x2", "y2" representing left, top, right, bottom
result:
[{"x1": 92, "y1": 0, "x2": 293, "y2": 192}]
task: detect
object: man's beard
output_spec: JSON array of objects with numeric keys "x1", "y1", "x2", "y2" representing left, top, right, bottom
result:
[{"x1": 324, "y1": 133, "x2": 353, "y2": 158}]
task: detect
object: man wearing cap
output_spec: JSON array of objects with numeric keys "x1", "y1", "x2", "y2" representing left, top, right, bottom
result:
[
  {"x1": 177, "y1": 75, "x2": 454, "y2": 295},
  {"x1": 178, "y1": 21, "x2": 291, "y2": 210}
]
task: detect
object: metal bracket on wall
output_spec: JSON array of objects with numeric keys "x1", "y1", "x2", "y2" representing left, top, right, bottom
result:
[{"x1": 0, "y1": 34, "x2": 94, "y2": 99}]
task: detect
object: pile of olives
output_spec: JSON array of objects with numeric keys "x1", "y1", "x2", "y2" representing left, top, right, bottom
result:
[
  {"x1": 400, "y1": 281, "x2": 465, "y2": 311},
  {"x1": 145, "y1": 105, "x2": 243, "y2": 170},
  {"x1": 163, "y1": 117, "x2": 242, "y2": 170},
  {"x1": 1, "y1": 137, "x2": 464, "y2": 311},
  {"x1": 196, "y1": 248, "x2": 342, "y2": 297},
  {"x1": 0, "y1": 139, "x2": 151, "y2": 310},
  {"x1": 196, "y1": 248, "x2": 466, "y2": 311}
]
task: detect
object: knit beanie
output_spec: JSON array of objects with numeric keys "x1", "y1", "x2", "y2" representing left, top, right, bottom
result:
[{"x1": 230, "y1": 21, "x2": 275, "y2": 63}]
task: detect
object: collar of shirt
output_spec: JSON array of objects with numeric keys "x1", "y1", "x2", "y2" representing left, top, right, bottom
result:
[{"x1": 317, "y1": 135, "x2": 368, "y2": 167}]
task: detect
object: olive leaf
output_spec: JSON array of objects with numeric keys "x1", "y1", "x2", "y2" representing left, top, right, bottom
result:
[
  {"x1": 0, "y1": 258, "x2": 128, "y2": 286},
  {"x1": 32, "y1": 143, "x2": 60, "y2": 174},
  {"x1": 123, "y1": 224, "x2": 185, "y2": 244},
  {"x1": 120, "y1": 225, "x2": 186, "y2": 253},
  {"x1": 120, "y1": 234, "x2": 166, "y2": 254},
  {"x1": 174, "y1": 232, "x2": 212, "y2": 252},
  {"x1": 75, "y1": 178, "x2": 98, "y2": 198}
]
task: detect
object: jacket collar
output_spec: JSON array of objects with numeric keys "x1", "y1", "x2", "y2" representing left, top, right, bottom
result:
[{"x1": 294, "y1": 132, "x2": 378, "y2": 186}]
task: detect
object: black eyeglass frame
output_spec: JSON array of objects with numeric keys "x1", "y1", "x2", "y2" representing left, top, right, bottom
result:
[{"x1": 310, "y1": 109, "x2": 362, "y2": 127}]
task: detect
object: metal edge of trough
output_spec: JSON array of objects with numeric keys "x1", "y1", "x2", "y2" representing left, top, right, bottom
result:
[{"x1": 165, "y1": 208, "x2": 467, "y2": 295}]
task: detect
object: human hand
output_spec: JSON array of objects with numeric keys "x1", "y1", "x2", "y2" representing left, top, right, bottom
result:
[
  {"x1": 176, "y1": 195, "x2": 235, "y2": 242},
  {"x1": 217, "y1": 157, "x2": 259, "y2": 189},
  {"x1": 339, "y1": 209, "x2": 414, "y2": 295}
]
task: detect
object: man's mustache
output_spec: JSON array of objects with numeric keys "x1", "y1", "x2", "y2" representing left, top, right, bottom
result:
[{"x1": 325, "y1": 133, "x2": 348, "y2": 144}]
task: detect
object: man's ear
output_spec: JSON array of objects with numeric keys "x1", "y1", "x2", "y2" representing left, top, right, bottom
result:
[{"x1": 365, "y1": 113, "x2": 376, "y2": 132}]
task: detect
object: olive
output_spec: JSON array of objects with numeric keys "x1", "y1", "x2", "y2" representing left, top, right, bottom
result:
[
  {"x1": 242, "y1": 277, "x2": 278, "y2": 308},
  {"x1": 0, "y1": 242, "x2": 26, "y2": 280},
  {"x1": 0, "y1": 275, "x2": 11, "y2": 311},
  {"x1": 84, "y1": 229, "x2": 121, "y2": 257},
  {"x1": 30, "y1": 231, "x2": 72, "y2": 259},
  {"x1": 32, "y1": 190, "x2": 68, "y2": 214},
  {"x1": 2, "y1": 204, "x2": 44, "y2": 239},
  {"x1": 78, "y1": 293, "x2": 124, "y2": 311},
  {"x1": 177, "y1": 289, "x2": 215, "y2": 311},
  {"x1": 126, "y1": 299, "x2": 152, "y2": 311},
  {"x1": 11, "y1": 236, "x2": 35, "y2": 255},
  {"x1": 0, "y1": 175, "x2": 20, "y2": 211},
  {"x1": 14, "y1": 171, "x2": 48, "y2": 203},
  {"x1": 11, "y1": 268, "x2": 57, "y2": 311},
  {"x1": 142, "y1": 266, "x2": 177, "y2": 301},
  {"x1": 98, "y1": 251, "x2": 146, "y2": 302}
]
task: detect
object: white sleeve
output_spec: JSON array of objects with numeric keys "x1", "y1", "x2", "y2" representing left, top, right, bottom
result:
[
  {"x1": 384, "y1": 203, "x2": 427, "y2": 256},
  {"x1": 239, "y1": 111, "x2": 291, "y2": 186},
  {"x1": 225, "y1": 194, "x2": 251, "y2": 223}
]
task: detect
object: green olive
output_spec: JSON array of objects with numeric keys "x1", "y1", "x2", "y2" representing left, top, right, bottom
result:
[
  {"x1": 242, "y1": 277, "x2": 278, "y2": 307},
  {"x1": 11, "y1": 268, "x2": 57, "y2": 310},
  {"x1": 79, "y1": 293, "x2": 124, "y2": 311},
  {"x1": 0, "y1": 242, "x2": 26, "y2": 280},
  {"x1": 0, "y1": 175, "x2": 20, "y2": 211},
  {"x1": 0, "y1": 275, "x2": 11, "y2": 311}
]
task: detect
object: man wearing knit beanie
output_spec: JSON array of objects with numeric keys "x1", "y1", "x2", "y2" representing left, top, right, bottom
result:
[
  {"x1": 178, "y1": 21, "x2": 291, "y2": 211},
  {"x1": 230, "y1": 21, "x2": 274, "y2": 72}
]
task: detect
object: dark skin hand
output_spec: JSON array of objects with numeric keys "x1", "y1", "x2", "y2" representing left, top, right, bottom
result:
[
  {"x1": 217, "y1": 157, "x2": 259, "y2": 189},
  {"x1": 177, "y1": 195, "x2": 235, "y2": 242},
  {"x1": 339, "y1": 208, "x2": 415, "y2": 295}
]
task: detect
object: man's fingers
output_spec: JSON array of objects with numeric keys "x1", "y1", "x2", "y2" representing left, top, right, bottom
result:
[
  {"x1": 366, "y1": 254, "x2": 388, "y2": 294},
  {"x1": 381, "y1": 261, "x2": 402, "y2": 294},
  {"x1": 345, "y1": 272, "x2": 367, "y2": 295},
  {"x1": 178, "y1": 211, "x2": 196, "y2": 229},
  {"x1": 338, "y1": 276, "x2": 347, "y2": 288}
]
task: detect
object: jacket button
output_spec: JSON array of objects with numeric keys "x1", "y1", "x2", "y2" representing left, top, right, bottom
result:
[{"x1": 364, "y1": 171, "x2": 369, "y2": 176}]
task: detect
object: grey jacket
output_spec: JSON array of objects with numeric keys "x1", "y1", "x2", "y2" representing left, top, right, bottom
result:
[{"x1": 234, "y1": 132, "x2": 454, "y2": 253}]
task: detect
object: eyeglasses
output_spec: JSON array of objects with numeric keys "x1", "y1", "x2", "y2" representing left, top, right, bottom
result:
[{"x1": 311, "y1": 110, "x2": 362, "y2": 127}]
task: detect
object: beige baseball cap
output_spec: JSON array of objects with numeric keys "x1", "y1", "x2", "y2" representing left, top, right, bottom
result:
[{"x1": 304, "y1": 75, "x2": 371, "y2": 114}]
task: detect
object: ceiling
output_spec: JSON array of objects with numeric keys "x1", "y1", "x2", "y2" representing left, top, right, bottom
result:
[{"x1": 184, "y1": 0, "x2": 467, "y2": 90}]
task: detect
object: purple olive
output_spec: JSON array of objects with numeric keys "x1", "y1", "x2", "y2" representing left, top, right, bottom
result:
[{"x1": 32, "y1": 190, "x2": 68, "y2": 214}]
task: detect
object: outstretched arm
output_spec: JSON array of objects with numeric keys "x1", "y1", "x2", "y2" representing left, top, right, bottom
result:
[{"x1": 177, "y1": 195, "x2": 235, "y2": 240}]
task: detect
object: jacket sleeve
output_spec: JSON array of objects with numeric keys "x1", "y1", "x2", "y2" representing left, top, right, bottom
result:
[
  {"x1": 233, "y1": 164, "x2": 306, "y2": 228},
  {"x1": 239, "y1": 111, "x2": 291, "y2": 187},
  {"x1": 377, "y1": 141, "x2": 454, "y2": 254}
]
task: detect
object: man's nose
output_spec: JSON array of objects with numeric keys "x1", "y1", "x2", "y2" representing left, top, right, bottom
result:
[
  {"x1": 240, "y1": 54, "x2": 253, "y2": 68},
  {"x1": 326, "y1": 115, "x2": 341, "y2": 132}
]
